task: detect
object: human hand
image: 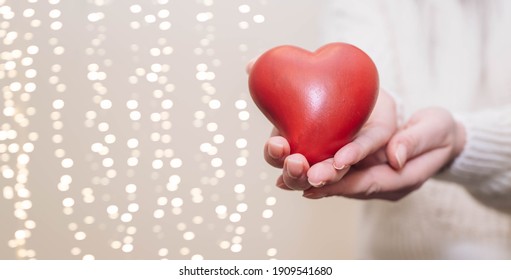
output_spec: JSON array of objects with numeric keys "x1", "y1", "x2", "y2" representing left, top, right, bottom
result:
[
  {"x1": 264, "y1": 89, "x2": 398, "y2": 192},
  {"x1": 302, "y1": 107, "x2": 466, "y2": 200}
]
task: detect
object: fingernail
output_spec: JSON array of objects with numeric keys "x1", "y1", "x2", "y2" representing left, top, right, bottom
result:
[
  {"x1": 276, "y1": 180, "x2": 286, "y2": 189},
  {"x1": 268, "y1": 142, "x2": 284, "y2": 159},
  {"x1": 303, "y1": 192, "x2": 326, "y2": 199},
  {"x1": 333, "y1": 163, "x2": 347, "y2": 171},
  {"x1": 308, "y1": 179, "x2": 325, "y2": 188},
  {"x1": 286, "y1": 158, "x2": 303, "y2": 179},
  {"x1": 395, "y1": 144, "x2": 407, "y2": 169}
]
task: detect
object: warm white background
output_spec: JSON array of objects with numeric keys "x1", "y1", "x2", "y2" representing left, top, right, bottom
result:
[{"x1": 0, "y1": 0, "x2": 359, "y2": 259}]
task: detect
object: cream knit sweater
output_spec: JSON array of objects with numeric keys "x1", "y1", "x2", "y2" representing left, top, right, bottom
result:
[{"x1": 322, "y1": 0, "x2": 511, "y2": 259}]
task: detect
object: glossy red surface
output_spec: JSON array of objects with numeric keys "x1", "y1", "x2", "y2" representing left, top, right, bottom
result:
[{"x1": 249, "y1": 43, "x2": 379, "y2": 165}]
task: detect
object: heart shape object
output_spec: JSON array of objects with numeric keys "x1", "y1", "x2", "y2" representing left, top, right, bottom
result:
[{"x1": 249, "y1": 43, "x2": 379, "y2": 165}]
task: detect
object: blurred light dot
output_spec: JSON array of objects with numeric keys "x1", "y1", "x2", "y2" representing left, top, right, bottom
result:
[
  {"x1": 170, "y1": 158, "x2": 182, "y2": 168},
  {"x1": 157, "y1": 197, "x2": 168, "y2": 206},
  {"x1": 215, "y1": 205, "x2": 227, "y2": 215},
  {"x1": 235, "y1": 138, "x2": 247, "y2": 149},
  {"x1": 130, "y1": 5, "x2": 142, "y2": 13},
  {"x1": 219, "y1": 241, "x2": 230, "y2": 250},
  {"x1": 127, "y1": 157, "x2": 138, "y2": 166},
  {"x1": 229, "y1": 213, "x2": 241, "y2": 223},
  {"x1": 150, "y1": 48, "x2": 161, "y2": 56},
  {"x1": 107, "y1": 205, "x2": 118, "y2": 215},
  {"x1": 102, "y1": 158, "x2": 114, "y2": 168},
  {"x1": 180, "y1": 247, "x2": 190, "y2": 255},
  {"x1": 84, "y1": 216, "x2": 95, "y2": 224},
  {"x1": 25, "y1": 69, "x2": 37, "y2": 78},
  {"x1": 15, "y1": 230, "x2": 27, "y2": 240},
  {"x1": 159, "y1": 21, "x2": 171, "y2": 30},
  {"x1": 158, "y1": 9, "x2": 170, "y2": 18},
  {"x1": 127, "y1": 138, "x2": 139, "y2": 148},
  {"x1": 183, "y1": 231, "x2": 195, "y2": 241},
  {"x1": 267, "y1": 248, "x2": 277, "y2": 257},
  {"x1": 153, "y1": 209, "x2": 165, "y2": 219},
  {"x1": 146, "y1": 73, "x2": 158, "y2": 82},
  {"x1": 61, "y1": 158, "x2": 74, "y2": 168},
  {"x1": 192, "y1": 216, "x2": 203, "y2": 224},
  {"x1": 213, "y1": 134, "x2": 224, "y2": 144},
  {"x1": 237, "y1": 203, "x2": 248, "y2": 213},
  {"x1": 196, "y1": 12, "x2": 213, "y2": 22},
  {"x1": 126, "y1": 100, "x2": 138, "y2": 109},
  {"x1": 83, "y1": 254, "x2": 95, "y2": 260},
  {"x1": 232, "y1": 236, "x2": 242, "y2": 244},
  {"x1": 88, "y1": 12, "x2": 105, "y2": 22},
  {"x1": 111, "y1": 241, "x2": 122, "y2": 250},
  {"x1": 52, "y1": 99, "x2": 64, "y2": 110},
  {"x1": 130, "y1": 111, "x2": 141, "y2": 121},
  {"x1": 238, "y1": 4, "x2": 250, "y2": 13},
  {"x1": 74, "y1": 231, "x2": 86, "y2": 241},
  {"x1": 211, "y1": 158, "x2": 222, "y2": 167},
  {"x1": 122, "y1": 244, "x2": 134, "y2": 253},
  {"x1": 231, "y1": 244, "x2": 242, "y2": 253},
  {"x1": 262, "y1": 209, "x2": 273, "y2": 219},
  {"x1": 27, "y1": 45, "x2": 39, "y2": 55},
  {"x1": 235, "y1": 100, "x2": 247, "y2": 110},
  {"x1": 239, "y1": 21, "x2": 249, "y2": 29},
  {"x1": 206, "y1": 122, "x2": 218, "y2": 132},
  {"x1": 130, "y1": 21, "x2": 141, "y2": 30},
  {"x1": 253, "y1": 14, "x2": 265, "y2": 23},
  {"x1": 3, "y1": 186, "x2": 14, "y2": 199},
  {"x1": 100, "y1": 99, "x2": 112, "y2": 109},
  {"x1": 236, "y1": 157, "x2": 247, "y2": 167},
  {"x1": 24, "y1": 9, "x2": 35, "y2": 18},
  {"x1": 209, "y1": 99, "x2": 221, "y2": 109},
  {"x1": 50, "y1": 21, "x2": 63, "y2": 30},
  {"x1": 62, "y1": 197, "x2": 75, "y2": 207},
  {"x1": 158, "y1": 248, "x2": 168, "y2": 257},
  {"x1": 145, "y1": 14, "x2": 156, "y2": 23},
  {"x1": 25, "y1": 83, "x2": 36, "y2": 92},
  {"x1": 235, "y1": 226, "x2": 246, "y2": 235},
  {"x1": 266, "y1": 196, "x2": 277, "y2": 206},
  {"x1": 125, "y1": 184, "x2": 137, "y2": 194},
  {"x1": 25, "y1": 220, "x2": 36, "y2": 229},
  {"x1": 171, "y1": 197, "x2": 183, "y2": 208},
  {"x1": 152, "y1": 159, "x2": 163, "y2": 169},
  {"x1": 105, "y1": 134, "x2": 116, "y2": 144},
  {"x1": 161, "y1": 99, "x2": 173, "y2": 109},
  {"x1": 234, "y1": 184, "x2": 245, "y2": 194},
  {"x1": 238, "y1": 111, "x2": 250, "y2": 121},
  {"x1": 53, "y1": 46, "x2": 65, "y2": 55},
  {"x1": 121, "y1": 213, "x2": 132, "y2": 223}
]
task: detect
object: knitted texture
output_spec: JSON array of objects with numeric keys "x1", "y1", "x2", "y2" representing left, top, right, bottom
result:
[
  {"x1": 441, "y1": 108, "x2": 511, "y2": 209},
  {"x1": 322, "y1": 0, "x2": 511, "y2": 259}
]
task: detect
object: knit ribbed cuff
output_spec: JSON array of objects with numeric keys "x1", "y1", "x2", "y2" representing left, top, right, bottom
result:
[{"x1": 442, "y1": 108, "x2": 511, "y2": 196}]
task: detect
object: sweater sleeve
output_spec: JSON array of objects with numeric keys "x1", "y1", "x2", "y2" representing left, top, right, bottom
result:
[{"x1": 439, "y1": 105, "x2": 511, "y2": 208}]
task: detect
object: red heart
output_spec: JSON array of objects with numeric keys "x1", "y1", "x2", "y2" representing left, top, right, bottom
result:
[{"x1": 249, "y1": 43, "x2": 379, "y2": 165}]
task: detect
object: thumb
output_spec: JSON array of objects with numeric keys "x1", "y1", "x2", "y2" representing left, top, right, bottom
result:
[{"x1": 387, "y1": 109, "x2": 451, "y2": 169}]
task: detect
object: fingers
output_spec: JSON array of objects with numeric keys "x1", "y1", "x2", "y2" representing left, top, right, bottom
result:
[
  {"x1": 282, "y1": 154, "x2": 310, "y2": 190},
  {"x1": 306, "y1": 158, "x2": 350, "y2": 187},
  {"x1": 333, "y1": 121, "x2": 394, "y2": 169},
  {"x1": 303, "y1": 145, "x2": 452, "y2": 200},
  {"x1": 333, "y1": 90, "x2": 397, "y2": 169},
  {"x1": 264, "y1": 135, "x2": 290, "y2": 168},
  {"x1": 386, "y1": 108, "x2": 453, "y2": 169},
  {"x1": 264, "y1": 128, "x2": 310, "y2": 190}
]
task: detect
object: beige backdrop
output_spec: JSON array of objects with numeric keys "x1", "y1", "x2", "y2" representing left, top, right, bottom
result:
[{"x1": 0, "y1": 0, "x2": 359, "y2": 259}]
